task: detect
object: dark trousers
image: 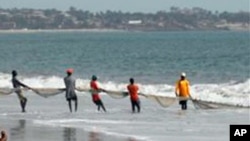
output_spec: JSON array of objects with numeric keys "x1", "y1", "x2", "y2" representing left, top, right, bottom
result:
[
  {"x1": 179, "y1": 100, "x2": 187, "y2": 110},
  {"x1": 131, "y1": 100, "x2": 140, "y2": 113},
  {"x1": 94, "y1": 100, "x2": 106, "y2": 112}
]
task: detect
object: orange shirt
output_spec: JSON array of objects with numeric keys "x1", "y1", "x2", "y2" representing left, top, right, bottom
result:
[
  {"x1": 127, "y1": 84, "x2": 139, "y2": 101},
  {"x1": 175, "y1": 79, "x2": 190, "y2": 97},
  {"x1": 90, "y1": 80, "x2": 101, "y2": 101}
]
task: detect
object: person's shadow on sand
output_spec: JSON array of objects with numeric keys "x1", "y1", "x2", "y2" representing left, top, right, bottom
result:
[{"x1": 88, "y1": 130, "x2": 101, "y2": 141}]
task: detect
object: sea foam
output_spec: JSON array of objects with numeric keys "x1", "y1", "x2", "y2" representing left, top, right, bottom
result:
[{"x1": 0, "y1": 72, "x2": 249, "y2": 107}]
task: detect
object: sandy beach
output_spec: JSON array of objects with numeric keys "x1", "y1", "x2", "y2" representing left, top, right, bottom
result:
[
  {"x1": 0, "y1": 94, "x2": 145, "y2": 141},
  {"x1": 0, "y1": 118, "x2": 141, "y2": 141},
  {"x1": 0, "y1": 29, "x2": 126, "y2": 34},
  {"x1": 0, "y1": 93, "x2": 249, "y2": 141}
]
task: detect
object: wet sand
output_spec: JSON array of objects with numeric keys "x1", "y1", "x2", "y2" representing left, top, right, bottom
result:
[{"x1": 0, "y1": 118, "x2": 140, "y2": 141}]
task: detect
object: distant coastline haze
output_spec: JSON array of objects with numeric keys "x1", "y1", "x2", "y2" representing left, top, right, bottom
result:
[{"x1": 0, "y1": 0, "x2": 249, "y2": 13}]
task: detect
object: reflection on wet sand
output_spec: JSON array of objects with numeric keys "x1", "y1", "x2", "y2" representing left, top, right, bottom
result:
[
  {"x1": 62, "y1": 126, "x2": 141, "y2": 141},
  {"x1": 128, "y1": 137, "x2": 139, "y2": 141},
  {"x1": 88, "y1": 130, "x2": 140, "y2": 141},
  {"x1": 63, "y1": 127, "x2": 76, "y2": 141},
  {"x1": 88, "y1": 130, "x2": 100, "y2": 141},
  {"x1": 10, "y1": 119, "x2": 26, "y2": 139}
]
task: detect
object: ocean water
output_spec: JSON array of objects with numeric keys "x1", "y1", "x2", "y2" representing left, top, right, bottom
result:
[
  {"x1": 0, "y1": 31, "x2": 249, "y2": 83},
  {"x1": 0, "y1": 31, "x2": 249, "y2": 141}
]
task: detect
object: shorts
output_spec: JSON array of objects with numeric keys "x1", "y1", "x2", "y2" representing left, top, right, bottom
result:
[
  {"x1": 94, "y1": 100, "x2": 103, "y2": 106},
  {"x1": 15, "y1": 91, "x2": 26, "y2": 101},
  {"x1": 179, "y1": 100, "x2": 187, "y2": 105},
  {"x1": 67, "y1": 95, "x2": 77, "y2": 101}
]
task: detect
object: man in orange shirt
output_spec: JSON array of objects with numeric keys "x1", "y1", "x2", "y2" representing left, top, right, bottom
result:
[
  {"x1": 90, "y1": 75, "x2": 106, "y2": 112},
  {"x1": 175, "y1": 72, "x2": 190, "y2": 110},
  {"x1": 127, "y1": 78, "x2": 140, "y2": 113}
]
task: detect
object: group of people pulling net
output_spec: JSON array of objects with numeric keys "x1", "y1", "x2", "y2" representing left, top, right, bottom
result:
[{"x1": 0, "y1": 69, "x2": 244, "y2": 113}]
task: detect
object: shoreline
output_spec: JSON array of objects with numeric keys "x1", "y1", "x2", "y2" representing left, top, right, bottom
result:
[
  {"x1": 0, "y1": 28, "x2": 127, "y2": 33},
  {"x1": 0, "y1": 27, "x2": 249, "y2": 33},
  {"x1": 0, "y1": 118, "x2": 143, "y2": 141}
]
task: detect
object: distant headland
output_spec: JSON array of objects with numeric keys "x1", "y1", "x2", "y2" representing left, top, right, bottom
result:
[{"x1": 0, "y1": 7, "x2": 249, "y2": 31}]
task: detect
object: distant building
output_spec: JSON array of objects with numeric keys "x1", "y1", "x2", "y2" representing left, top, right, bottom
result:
[
  {"x1": 128, "y1": 20, "x2": 142, "y2": 25},
  {"x1": 0, "y1": 11, "x2": 11, "y2": 16},
  {"x1": 0, "y1": 22, "x2": 16, "y2": 29},
  {"x1": 126, "y1": 20, "x2": 144, "y2": 31}
]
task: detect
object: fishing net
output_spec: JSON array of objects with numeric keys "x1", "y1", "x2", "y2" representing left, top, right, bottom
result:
[
  {"x1": 75, "y1": 87, "x2": 90, "y2": 92},
  {"x1": 0, "y1": 88, "x2": 15, "y2": 95},
  {"x1": 191, "y1": 99, "x2": 248, "y2": 109},
  {"x1": 140, "y1": 93, "x2": 177, "y2": 107},
  {"x1": 105, "y1": 90, "x2": 129, "y2": 99},
  {"x1": 32, "y1": 88, "x2": 65, "y2": 98}
]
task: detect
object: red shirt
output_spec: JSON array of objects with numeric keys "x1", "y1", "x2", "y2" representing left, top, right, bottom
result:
[
  {"x1": 127, "y1": 84, "x2": 139, "y2": 101},
  {"x1": 90, "y1": 80, "x2": 101, "y2": 101}
]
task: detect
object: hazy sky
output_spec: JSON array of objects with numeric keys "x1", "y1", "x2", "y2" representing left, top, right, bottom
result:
[{"x1": 0, "y1": 0, "x2": 249, "y2": 12}]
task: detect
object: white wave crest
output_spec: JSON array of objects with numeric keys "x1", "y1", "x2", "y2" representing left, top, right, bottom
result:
[{"x1": 0, "y1": 72, "x2": 249, "y2": 107}]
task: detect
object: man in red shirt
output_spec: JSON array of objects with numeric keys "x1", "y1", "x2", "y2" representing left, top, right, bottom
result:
[
  {"x1": 90, "y1": 75, "x2": 106, "y2": 112},
  {"x1": 127, "y1": 78, "x2": 140, "y2": 113}
]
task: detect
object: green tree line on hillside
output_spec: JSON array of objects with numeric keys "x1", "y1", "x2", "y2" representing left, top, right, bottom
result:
[{"x1": 0, "y1": 7, "x2": 249, "y2": 30}]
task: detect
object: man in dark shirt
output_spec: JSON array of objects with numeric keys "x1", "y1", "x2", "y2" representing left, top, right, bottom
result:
[
  {"x1": 64, "y1": 68, "x2": 78, "y2": 112},
  {"x1": 11, "y1": 70, "x2": 31, "y2": 113}
]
